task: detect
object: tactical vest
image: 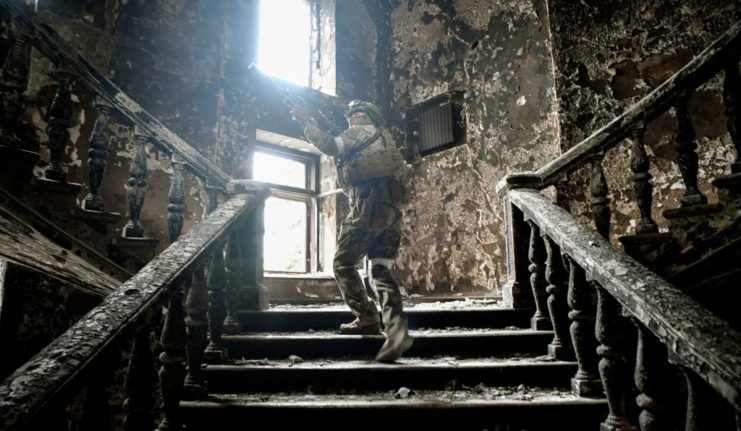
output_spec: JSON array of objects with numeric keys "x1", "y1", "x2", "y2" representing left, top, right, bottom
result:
[{"x1": 337, "y1": 125, "x2": 406, "y2": 186}]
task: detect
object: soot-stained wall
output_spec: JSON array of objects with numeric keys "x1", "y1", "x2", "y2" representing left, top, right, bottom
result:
[
  {"x1": 388, "y1": 0, "x2": 561, "y2": 295},
  {"x1": 548, "y1": 0, "x2": 738, "y2": 239}
]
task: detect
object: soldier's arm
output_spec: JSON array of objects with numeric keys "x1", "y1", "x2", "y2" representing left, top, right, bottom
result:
[{"x1": 292, "y1": 107, "x2": 342, "y2": 157}]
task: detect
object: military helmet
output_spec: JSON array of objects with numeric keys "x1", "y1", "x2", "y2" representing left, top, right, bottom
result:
[{"x1": 345, "y1": 100, "x2": 384, "y2": 126}]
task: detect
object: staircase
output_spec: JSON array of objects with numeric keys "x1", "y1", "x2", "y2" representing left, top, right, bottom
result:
[
  {"x1": 1, "y1": 2, "x2": 741, "y2": 431},
  {"x1": 180, "y1": 299, "x2": 607, "y2": 431}
]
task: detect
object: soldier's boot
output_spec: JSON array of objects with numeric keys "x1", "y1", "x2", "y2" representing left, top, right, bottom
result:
[
  {"x1": 339, "y1": 299, "x2": 381, "y2": 334},
  {"x1": 371, "y1": 259, "x2": 413, "y2": 362},
  {"x1": 335, "y1": 258, "x2": 382, "y2": 335}
]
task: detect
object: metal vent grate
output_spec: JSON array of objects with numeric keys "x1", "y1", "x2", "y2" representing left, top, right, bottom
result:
[
  {"x1": 405, "y1": 91, "x2": 465, "y2": 160},
  {"x1": 418, "y1": 102, "x2": 455, "y2": 154}
]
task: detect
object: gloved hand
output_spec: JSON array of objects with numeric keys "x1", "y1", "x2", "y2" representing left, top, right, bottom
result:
[{"x1": 290, "y1": 105, "x2": 312, "y2": 123}]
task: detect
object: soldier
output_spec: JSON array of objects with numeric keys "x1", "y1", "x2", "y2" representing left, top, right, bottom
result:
[{"x1": 291, "y1": 100, "x2": 412, "y2": 362}]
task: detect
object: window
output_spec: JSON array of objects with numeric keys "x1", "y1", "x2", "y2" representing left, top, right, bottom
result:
[
  {"x1": 257, "y1": 0, "x2": 312, "y2": 87},
  {"x1": 253, "y1": 144, "x2": 319, "y2": 273}
]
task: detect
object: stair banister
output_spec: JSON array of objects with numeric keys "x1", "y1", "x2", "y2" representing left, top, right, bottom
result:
[
  {"x1": 0, "y1": 181, "x2": 271, "y2": 431},
  {"x1": 506, "y1": 188, "x2": 741, "y2": 410},
  {"x1": 0, "y1": 0, "x2": 232, "y2": 190},
  {"x1": 521, "y1": 19, "x2": 741, "y2": 188}
]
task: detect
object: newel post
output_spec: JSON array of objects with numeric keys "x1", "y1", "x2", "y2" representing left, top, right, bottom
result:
[
  {"x1": 496, "y1": 174, "x2": 542, "y2": 309},
  {"x1": 226, "y1": 180, "x2": 271, "y2": 311}
]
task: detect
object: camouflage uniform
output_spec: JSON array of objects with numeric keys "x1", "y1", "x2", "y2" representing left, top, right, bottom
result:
[{"x1": 293, "y1": 100, "x2": 412, "y2": 362}]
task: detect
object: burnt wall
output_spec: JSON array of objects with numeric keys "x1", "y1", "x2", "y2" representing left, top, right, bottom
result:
[
  {"x1": 549, "y1": 0, "x2": 738, "y2": 238},
  {"x1": 336, "y1": 0, "x2": 377, "y2": 102},
  {"x1": 389, "y1": 0, "x2": 561, "y2": 295}
]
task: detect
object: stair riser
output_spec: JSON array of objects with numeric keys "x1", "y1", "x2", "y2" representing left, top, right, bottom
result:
[
  {"x1": 222, "y1": 333, "x2": 553, "y2": 360},
  {"x1": 182, "y1": 401, "x2": 608, "y2": 431},
  {"x1": 202, "y1": 363, "x2": 577, "y2": 393},
  {"x1": 238, "y1": 309, "x2": 533, "y2": 332}
]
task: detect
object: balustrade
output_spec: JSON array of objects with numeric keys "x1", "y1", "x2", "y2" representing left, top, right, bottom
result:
[
  {"x1": 0, "y1": 11, "x2": 31, "y2": 149},
  {"x1": 565, "y1": 257, "x2": 601, "y2": 397},
  {"x1": 43, "y1": 70, "x2": 76, "y2": 182},
  {"x1": 82, "y1": 99, "x2": 112, "y2": 212},
  {"x1": 527, "y1": 220, "x2": 550, "y2": 329},
  {"x1": 124, "y1": 127, "x2": 149, "y2": 238},
  {"x1": 0, "y1": 2, "x2": 271, "y2": 430},
  {"x1": 628, "y1": 124, "x2": 658, "y2": 235},
  {"x1": 204, "y1": 185, "x2": 227, "y2": 362},
  {"x1": 543, "y1": 237, "x2": 572, "y2": 360},
  {"x1": 674, "y1": 96, "x2": 707, "y2": 208}
]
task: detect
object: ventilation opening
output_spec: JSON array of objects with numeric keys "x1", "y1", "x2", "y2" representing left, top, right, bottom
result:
[{"x1": 405, "y1": 91, "x2": 466, "y2": 160}]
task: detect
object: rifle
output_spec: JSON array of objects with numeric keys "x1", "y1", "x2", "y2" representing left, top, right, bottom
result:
[{"x1": 247, "y1": 63, "x2": 344, "y2": 136}]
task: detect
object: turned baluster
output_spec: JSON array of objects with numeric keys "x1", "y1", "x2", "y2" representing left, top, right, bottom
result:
[
  {"x1": 82, "y1": 99, "x2": 113, "y2": 211},
  {"x1": 223, "y1": 230, "x2": 243, "y2": 334},
  {"x1": 633, "y1": 324, "x2": 674, "y2": 431},
  {"x1": 566, "y1": 257, "x2": 601, "y2": 396},
  {"x1": 591, "y1": 152, "x2": 611, "y2": 238},
  {"x1": 0, "y1": 15, "x2": 31, "y2": 148},
  {"x1": 683, "y1": 370, "x2": 738, "y2": 430},
  {"x1": 674, "y1": 96, "x2": 708, "y2": 207},
  {"x1": 204, "y1": 185, "x2": 228, "y2": 362},
  {"x1": 596, "y1": 285, "x2": 637, "y2": 431},
  {"x1": 44, "y1": 71, "x2": 76, "y2": 181},
  {"x1": 184, "y1": 261, "x2": 209, "y2": 398},
  {"x1": 124, "y1": 127, "x2": 148, "y2": 238},
  {"x1": 242, "y1": 194, "x2": 268, "y2": 310},
  {"x1": 123, "y1": 327, "x2": 157, "y2": 431},
  {"x1": 503, "y1": 199, "x2": 534, "y2": 309},
  {"x1": 527, "y1": 220, "x2": 550, "y2": 329},
  {"x1": 544, "y1": 236, "x2": 573, "y2": 360},
  {"x1": 723, "y1": 62, "x2": 741, "y2": 174},
  {"x1": 166, "y1": 154, "x2": 208, "y2": 397},
  {"x1": 629, "y1": 125, "x2": 658, "y2": 234},
  {"x1": 158, "y1": 175, "x2": 188, "y2": 430},
  {"x1": 158, "y1": 286, "x2": 186, "y2": 431}
]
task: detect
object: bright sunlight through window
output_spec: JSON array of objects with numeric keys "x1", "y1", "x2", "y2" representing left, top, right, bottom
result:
[
  {"x1": 254, "y1": 150, "x2": 312, "y2": 273},
  {"x1": 257, "y1": 0, "x2": 311, "y2": 87}
]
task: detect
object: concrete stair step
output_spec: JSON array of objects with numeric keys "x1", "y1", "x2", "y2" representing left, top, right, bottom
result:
[
  {"x1": 202, "y1": 356, "x2": 577, "y2": 393},
  {"x1": 238, "y1": 307, "x2": 532, "y2": 332},
  {"x1": 222, "y1": 329, "x2": 553, "y2": 360},
  {"x1": 181, "y1": 389, "x2": 607, "y2": 431}
]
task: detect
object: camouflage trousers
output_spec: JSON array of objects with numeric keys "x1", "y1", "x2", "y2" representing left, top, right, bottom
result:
[{"x1": 333, "y1": 177, "x2": 404, "y2": 322}]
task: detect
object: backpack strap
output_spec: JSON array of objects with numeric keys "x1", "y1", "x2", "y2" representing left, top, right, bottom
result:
[{"x1": 338, "y1": 130, "x2": 382, "y2": 165}]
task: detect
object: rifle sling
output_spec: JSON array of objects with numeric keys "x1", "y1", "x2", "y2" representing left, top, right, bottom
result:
[{"x1": 339, "y1": 130, "x2": 383, "y2": 165}]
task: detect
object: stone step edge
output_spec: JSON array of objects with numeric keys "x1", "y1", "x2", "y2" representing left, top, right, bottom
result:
[
  {"x1": 223, "y1": 330, "x2": 553, "y2": 340},
  {"x1": 205, "y1": 359, "x2": 575, "y2": 371}
]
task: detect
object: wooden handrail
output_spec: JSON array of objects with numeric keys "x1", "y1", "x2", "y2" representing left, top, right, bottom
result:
[
  {"x1": 0, "y1": 191, "x2": 259, "y2": 430},
  {"x1": 503, "y1": 19, "x2": 741, "y2": 188},
  {"x1": 508, "y1": 188, "x2": 741, "y2": 410},
  {"x1": 0, "y1": 0, "x2": 232, "y2": 188}
]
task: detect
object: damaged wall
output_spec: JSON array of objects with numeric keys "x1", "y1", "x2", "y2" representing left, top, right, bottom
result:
[
  {"x1": 548, "y1": 0, "x2": 738, "y2": 239},
  {"x1": 388, "y1": 0, "x2": 561, "y2": 295}
]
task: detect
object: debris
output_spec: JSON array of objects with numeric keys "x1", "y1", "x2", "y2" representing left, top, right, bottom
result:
[
  {"x1": 473, "y1": 383, "x2": 487, "y2": 394},
  {"x1": 289, "y1": 355, "x2": 304, "y2": 364},
  {"x1": 394, "y1": 387, "x2": 413, "y2": 399},
  {"x1": 444, "y1": 379, "x2": 460, "y2": 391}
]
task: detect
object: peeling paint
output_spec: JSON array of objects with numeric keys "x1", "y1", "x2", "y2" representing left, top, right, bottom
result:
[{"x1": 389, "y1": 0, "x2": 561, "y2": 295}]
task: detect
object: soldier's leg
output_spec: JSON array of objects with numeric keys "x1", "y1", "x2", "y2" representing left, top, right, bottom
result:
[
  {"x1": 333, "y1": 224, "x2": 381, "y2": 334},
  {"x1": 368, "y1": 218, "x2": 412, "y2": 362}
]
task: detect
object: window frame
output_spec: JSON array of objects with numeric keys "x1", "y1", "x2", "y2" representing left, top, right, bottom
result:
[{"x1": 254, "y1": 142, "x2": 321, "y2": 274}]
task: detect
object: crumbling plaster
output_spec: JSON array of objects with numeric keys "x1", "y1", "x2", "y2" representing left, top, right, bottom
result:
[
  {"x1": 548, "y1": 0, "x2": 738, "y2": 240},
  {"x1": 388, "y1": 0, "x2": 561, "y2": 295}
]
